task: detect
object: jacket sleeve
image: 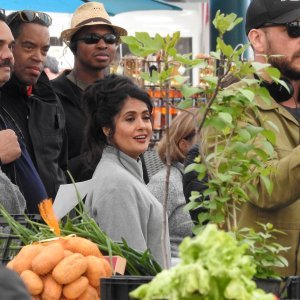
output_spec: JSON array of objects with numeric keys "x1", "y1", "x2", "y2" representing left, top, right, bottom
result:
[{"x1": 250, "y1": 146, "x2": 300, "y2": 209}]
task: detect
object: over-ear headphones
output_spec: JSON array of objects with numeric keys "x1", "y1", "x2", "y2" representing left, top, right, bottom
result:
[{"x1": 255, "y1": 74, "x2": 294, "y2": 103}]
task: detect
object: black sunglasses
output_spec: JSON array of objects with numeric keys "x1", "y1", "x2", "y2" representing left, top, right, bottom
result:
[
  {"x1": 261, "y1": 21, "x2": 300, "y2": 38},
  {"x1": 7, "y1": 10, "x2": 52, "y2": 26},
  {"x1": 0, "y1": 8, "x2": 5, "y2": 16},
  {"x1": 76, "y1": 33, "x2": 118, "y2": 45}
]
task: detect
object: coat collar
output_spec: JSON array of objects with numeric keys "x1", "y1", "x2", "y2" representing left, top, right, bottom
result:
[
  {"x1": 102, "y1": 146, "x2": 144, "y2": 183},
  {"x1": 1, "y1": 71, "x2": 57, "y2": 103},
  {"x1": 231, "y1": 78, "x2": 300, "y2": 127}
]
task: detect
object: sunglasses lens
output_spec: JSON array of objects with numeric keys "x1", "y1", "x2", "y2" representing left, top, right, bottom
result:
[
  {"x1": 103, "y1": 33, "x2": 117, "y2": 44},
  {"x1": 287, "y1": 22, "x2": 300, "y2": 38},
  {"x1": 40, "y1": 13, "x2": 52, "y2": 26},
  {"x1": 21, "y1": 11, "x2": 35, "y2": 22},
  {"x1": 79, "y1": 33, "x2": 117, "y2": 45},
  {"x1": 82, "y1": 35, "x2": 100, "y2": 44},
  {"x1": 19, "y1": 10, "x2": 52, "y2": 26}
]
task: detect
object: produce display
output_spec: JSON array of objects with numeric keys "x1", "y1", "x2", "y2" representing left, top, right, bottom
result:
[
  {"x1": 0, "y1": 198, "x2": 161, "y2": 277},
  {"x1": 130, "y1": 224, "x2": 277, "y2": 300},
  {"x1": 6, "y1": 236, "x2": 112, "y2": 299}
]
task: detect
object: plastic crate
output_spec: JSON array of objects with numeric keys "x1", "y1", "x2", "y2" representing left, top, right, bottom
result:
[
  {"x1": 0, "y1": 214, "x2": 42, "y2": 264},
  {"x1": 101, "y1": 275, "x2": 153, "y2": 300}
]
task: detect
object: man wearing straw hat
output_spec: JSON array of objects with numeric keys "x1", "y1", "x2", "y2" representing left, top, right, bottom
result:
[{"x1": 52, "y1": 2, "x2": 127, "y2": 182}]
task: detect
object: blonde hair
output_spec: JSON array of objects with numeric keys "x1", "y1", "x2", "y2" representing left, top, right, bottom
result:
[{"x1": 158, "y1": 108, "x2": 199, "y2": 164}]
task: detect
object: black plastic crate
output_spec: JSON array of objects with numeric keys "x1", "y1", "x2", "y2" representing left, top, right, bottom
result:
[
  {"x1": 101, "y1": 276, "x2": 153, "y2": 300},
  {"x1": 0, "y1": 214, "x2": 41, "y2": 264}
]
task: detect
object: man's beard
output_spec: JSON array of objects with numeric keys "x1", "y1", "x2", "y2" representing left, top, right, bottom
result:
[{"x1": 268, "y1": 55, "x2": 300, "y2": 80}]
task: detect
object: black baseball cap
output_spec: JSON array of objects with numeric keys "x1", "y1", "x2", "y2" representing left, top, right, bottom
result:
[{"x1": 246, "y1": 0, "x2": 300, "y2": 35}]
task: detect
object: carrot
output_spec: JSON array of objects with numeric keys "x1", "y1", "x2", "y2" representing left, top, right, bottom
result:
[
  {"x1": 13, "y1": 244, "x2": 44, "y2": 274},
  {"x1": 63, "y1": 276, "x2": 89, "y2": 299},
  {"x1": 6, "y1": 259, "x2": 15, "y2": 270},
  {"x1": 85, "y1": 256, "x2": 112, "y2": 287},
  {"x1": 20, "y1": 270, "x2": 43, "y2": 296},
  {"x1": 32, "y1": 242, "x2": 64, "y2": 275},
  {"x1": 52, "y1": 253, "x2": 87, "y2": 285},
  {"x1": 77, "y1": 285, "x2": 99, "y2": 300},
  {"x1": 64, "y1": 236, "x2": 103, "y2": 258},
  {"x1": 41, "y1": 274, "x2": 62, "y2": 300},
  {"x1": 63, "y1": 250, "x2": 73, "y2": 257}
]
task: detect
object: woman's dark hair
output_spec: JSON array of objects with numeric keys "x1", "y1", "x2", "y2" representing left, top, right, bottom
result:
[{"x1": 83, "y1": 74, "x2": 153, "y2": 166}]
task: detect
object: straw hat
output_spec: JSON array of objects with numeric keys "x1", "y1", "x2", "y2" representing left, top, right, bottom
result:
[{"x1": 60, "y1": 2, "x2": 127, "y2": 44}]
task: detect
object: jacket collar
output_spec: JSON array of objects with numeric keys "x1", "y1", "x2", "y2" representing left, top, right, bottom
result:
[
  {"x1": 231, "y1": 77, "x2": 299, "y2": 126},
  {"x1": 52, "y1": 70, "x2": 82, "y2": 100},
  {"x1": 103, "y1": 146, "x2": 144, "y2": 183},
  {"x1": 1, "y1": 71, "x2": 57, "y2": 103}
]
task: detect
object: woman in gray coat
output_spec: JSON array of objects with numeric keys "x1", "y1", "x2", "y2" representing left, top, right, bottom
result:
[{"x1": 83, "y1": 74, "x2": 170, "y2": 268}]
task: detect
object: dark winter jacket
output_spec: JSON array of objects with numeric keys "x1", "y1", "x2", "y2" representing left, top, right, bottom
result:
[
  {"x1": 1, "y1": 72, "x2": 67, "y2": 199},
  {"x1": 0, "y1": 105, "x2": 48, "y2": 213},
  {"x1": 51, "y1": 70, "x2": 94, "y2": 182},
  {"x1": 182, "y1": 143, "x2": 208, "y2": 224}
]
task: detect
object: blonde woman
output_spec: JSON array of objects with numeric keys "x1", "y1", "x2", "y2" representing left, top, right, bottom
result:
[{"x1": 147, "y1": 108, "x2": 198, "y2": 262}]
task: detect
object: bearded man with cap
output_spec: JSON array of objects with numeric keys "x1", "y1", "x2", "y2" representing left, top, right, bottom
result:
[
  {"x1": 230, "y1": 0, "x2": 300, "y2": 276},
  {"x1": 52, "y1": 2, "x2": 127, "y2": 182}
]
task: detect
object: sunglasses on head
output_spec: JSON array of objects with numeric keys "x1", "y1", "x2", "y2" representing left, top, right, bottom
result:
[
  {"x1": 76, "y1": 33, "x2": 118, "y2": 45},
  {"x1": 261, "y1": 21, "x2": 300, "y2": 38},
  {"x1": 7, "y1": 10, "x2": 52, "y2": 26},
  {"x1": 0, "y1": 8, "x2": 5, "y2": 16}
]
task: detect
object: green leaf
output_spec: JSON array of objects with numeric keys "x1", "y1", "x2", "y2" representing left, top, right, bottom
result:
[
  {"x1": 238, "y1": 88, "x2": 255, "y2": 102},
  {"x1": 261, "y1": 140, "x2": 274, "y2": 156},
  {"x1": 167, "y1": 47, "x2": 177, "y2": 57},
  {"x1": 121, "y1": 35, "x2": 139, "y2": 46},
  {"x1": 261, "y1": 129, "x2": 276, "y2": 145},
  {"x1": 251, "y1": 61, "x2": 271, "y2": 72},
  {"x1": 184, "y1": 163, "x2": 198, "y2": 174},
  {"x1": 218, "y1": 112, "x2": 233, "y2": 124},
  {"x1": 245, "y1": 124, "x2": 264, "y2": 137},
  {"x1": 233, "y1": 141, "x2": 252, "y2": 154},
  {"x1": 177, "y1": 99, "x2": 194, "y2": 110},
  {"x1": 135, "y1": 32, "x2": 155, "y2": 49},
  {"x1": 217, "y1": 37, "x2": 234, "y2": 57},
  {"x1": 265, "y1": 67, "x2": 281, "y2": 80},
  {"x1": 181, "y1": 85, "x2": 201, "y2": 98},
  {"x1": 260, "y1": 175, "x2": 273, "y2": 195},
  {"x1": 172, "y1": 75, "x2": 189, "y2": 85},
  {"x1": 237, "y1": 128, "x2": 251, "y2": 142}
]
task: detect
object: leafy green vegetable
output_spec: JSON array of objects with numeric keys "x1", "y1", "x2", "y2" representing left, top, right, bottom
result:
[{"x1": 130, "y1": 225, "x2": 275, "y2": 300}]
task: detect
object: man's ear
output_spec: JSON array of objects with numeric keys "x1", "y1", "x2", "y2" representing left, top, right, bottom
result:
[{"x1": 248, "y1": 28, "x2": 267, "y2": 54}]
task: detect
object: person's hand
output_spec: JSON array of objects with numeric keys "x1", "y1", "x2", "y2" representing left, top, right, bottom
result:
[{"x1": 0, "y1": 129, "x2": 21, "y2": 164}]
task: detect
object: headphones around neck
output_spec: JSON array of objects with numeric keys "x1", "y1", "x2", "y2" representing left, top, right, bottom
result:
[{"x1": 255, "y1": 74, "x2": 294, "y2": 103}]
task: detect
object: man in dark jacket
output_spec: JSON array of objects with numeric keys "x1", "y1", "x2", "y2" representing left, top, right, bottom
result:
[
  {"x1": 52, "y1": 2, "x2": 127, "y2": 182},
  {"x1": 0, "y1": 11, "x2": 48, "y2": 213},
  {"x1": 1, "y1": 10, "x2": 67, "y2": 200}
]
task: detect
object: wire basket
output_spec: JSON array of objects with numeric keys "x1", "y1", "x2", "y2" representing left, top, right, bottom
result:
[{"x1": 0, "y1": 214, "x2": 41, "y2": 264}]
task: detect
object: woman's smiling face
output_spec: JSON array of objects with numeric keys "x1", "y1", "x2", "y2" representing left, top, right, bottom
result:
[{"x1": 107, "y1": 97, "x2": 152, "y2": 159}]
